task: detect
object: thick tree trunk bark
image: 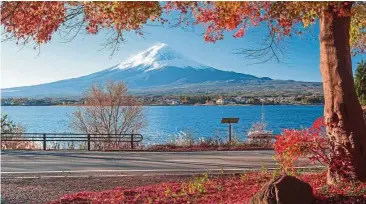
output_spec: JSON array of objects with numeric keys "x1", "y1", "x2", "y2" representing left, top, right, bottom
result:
[{"x1": 320, "y1": 4, "x2": 366, "y2": 184}]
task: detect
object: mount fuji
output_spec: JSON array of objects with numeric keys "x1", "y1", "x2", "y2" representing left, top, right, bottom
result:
[{"x1": 2, "y1": 43, "x2": 322, "y2": 98}]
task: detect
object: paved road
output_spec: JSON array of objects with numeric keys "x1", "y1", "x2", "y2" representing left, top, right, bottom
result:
[{"x1": 1, "y1": 150, "x2": 320, "y2": 178}]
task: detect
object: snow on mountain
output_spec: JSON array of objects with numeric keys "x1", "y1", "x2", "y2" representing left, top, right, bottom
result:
[
  {"x1": 1, "y1": 43, "x2": 278, "y2": 98},
  {"x1": 116, "y1": 43, "x2": 211, "y2": 71}
]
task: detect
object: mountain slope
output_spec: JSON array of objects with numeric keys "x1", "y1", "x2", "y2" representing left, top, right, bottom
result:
[{"x1": 1, "y1": 43, "x2": 321, "y2": 98}]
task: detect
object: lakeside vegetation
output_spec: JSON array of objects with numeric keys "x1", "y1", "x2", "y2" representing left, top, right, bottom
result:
[{"x1": 1, "y1": 94, "x2": 324, "y2": 106}]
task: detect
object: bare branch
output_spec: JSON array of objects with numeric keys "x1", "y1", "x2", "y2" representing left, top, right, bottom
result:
[
  {"x1": 234, "y1": 30, "x2": 286, "y2": 64},
  {"x1": 70, "y1": 81, "x2": 145, "y2": 140}
]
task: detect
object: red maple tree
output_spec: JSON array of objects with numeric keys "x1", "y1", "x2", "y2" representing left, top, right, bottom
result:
[{"x1": 1, "y1": 1, "x2": 365, "y2": 183}]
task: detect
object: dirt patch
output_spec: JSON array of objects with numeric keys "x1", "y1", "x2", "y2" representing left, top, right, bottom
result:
[{"x1": 1, "y1": 175, "x2": 190, "y2": 204}]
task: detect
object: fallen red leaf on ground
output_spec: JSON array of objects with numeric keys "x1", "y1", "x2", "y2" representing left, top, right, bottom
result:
[{"x1": 48, "y1": 172, "x2": 366, "y2": 204}]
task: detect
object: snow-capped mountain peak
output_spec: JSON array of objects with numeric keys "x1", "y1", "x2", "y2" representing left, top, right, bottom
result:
[
  {"x1": 117, "y1": 43, "x2": 210, "y2": 71},
  {"x1": 2, "y1": 42, "x2": 285, "y2": 98}
]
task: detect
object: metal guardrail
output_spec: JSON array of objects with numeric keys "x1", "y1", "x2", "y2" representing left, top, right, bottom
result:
[{"x1": 1, "y1": 133, "x2": 143, "y2": 150}]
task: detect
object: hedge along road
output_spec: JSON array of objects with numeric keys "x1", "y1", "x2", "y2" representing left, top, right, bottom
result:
[{"x1": 1, "y1": 150, "x2": 322, "y2": 178}]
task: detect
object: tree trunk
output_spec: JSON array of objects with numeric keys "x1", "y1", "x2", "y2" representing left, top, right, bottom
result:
[{"x1": 320, "y1": 4, "x2": 366, "y2": 184}]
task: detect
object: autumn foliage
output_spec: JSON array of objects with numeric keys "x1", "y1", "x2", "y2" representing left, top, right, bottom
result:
[
  {"x1": 1, "y1": 1, "x2": 162, "y2": 48},
  {"x1": 274, "y1": 118, "x2": 355, "y2": 180},
  {"x1": 274, "y1": 118, "x2": 328, "y2": 172},
  {"x1": 164, "y1": 2, "x2": 365, "y2": 54},
  {"x1": 82, "y1": 2, "x2": 161, "y2": 35},
  {"x1": 48, "y1": 172, "x2": 366, "y2": 204},
  {"x1": 1, "y1": 2, "x2": 365, "y2": 54},
  {"x1": 1, "y1": 2, "x2": 65, "y2": 44}
]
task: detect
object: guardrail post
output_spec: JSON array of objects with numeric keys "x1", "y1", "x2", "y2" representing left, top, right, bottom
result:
[
  {"x1": 229, "y1": 123, "x2": 232, "y2": 145},
  {"x1": 130, "y1": 134, "x2": 134, "y2": 150},
  {"x1": 43, "y1": 133, "x2": 46, "y2": 150},
  {"x1": 87, "y1": 134, "x2": 91, "y2": 151}
]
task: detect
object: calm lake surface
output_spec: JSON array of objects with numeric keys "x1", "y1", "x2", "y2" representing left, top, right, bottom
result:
[{"x1": 1, "y1": 105, "x2": 323, "y2": 144}]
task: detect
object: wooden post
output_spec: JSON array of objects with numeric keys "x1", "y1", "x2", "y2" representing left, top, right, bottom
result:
[
  {"x1": 43, "y1": 133, "x2": 46, "y2": 150},
  {"x1": 87, "y1": 134, "x2": 91, "y2": 151},
  {"x1": 130, "y1": 134, "x2": 134, "y2": 150}
]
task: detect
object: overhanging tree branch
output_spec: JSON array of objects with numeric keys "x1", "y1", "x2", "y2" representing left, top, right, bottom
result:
[
  {"x1": 1, "y1": 2, "x2": 20, "y2": 21},
  {"x1": 234, "y1": 30, "x2": 285, "y2": 64}
]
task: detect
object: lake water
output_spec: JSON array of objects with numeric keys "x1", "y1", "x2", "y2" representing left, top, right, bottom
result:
[{"x1": 1, "y1": 105, "x2": 323, "y2": 144}]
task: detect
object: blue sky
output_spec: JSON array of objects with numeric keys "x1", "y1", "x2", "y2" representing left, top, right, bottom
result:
[{"x1": 1, "y1": 20, "x2": 364, "y2": 89}]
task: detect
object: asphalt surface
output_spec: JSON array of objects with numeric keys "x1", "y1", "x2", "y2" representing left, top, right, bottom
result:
[
  {"x1": 1, "y1": 150, "x2": 324, "y2": 204},
  {"x1": 1, "y1": 150, "x2": 322, "y2": 178},
  {"x1": 1, "y1": 150, "x2": 283, "y2": 176}
]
